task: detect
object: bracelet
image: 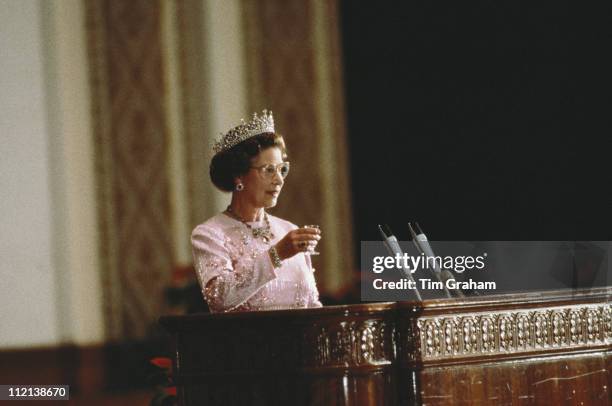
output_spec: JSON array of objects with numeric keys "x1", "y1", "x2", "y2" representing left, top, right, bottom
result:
[{"x1": 268, "y1": 246, "x2": 283, "y2": 269}]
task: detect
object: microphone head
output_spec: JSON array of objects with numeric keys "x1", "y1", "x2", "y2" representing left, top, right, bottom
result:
[
  {"x1": 407, "y1": 222, "x2": 418, "y2": 239},
  {"x1": 378, "y1": 224, "x2": 394, "y2": 239},
  {"x1": 413, "y1": 222, "x2": 424, "y2": 235}
]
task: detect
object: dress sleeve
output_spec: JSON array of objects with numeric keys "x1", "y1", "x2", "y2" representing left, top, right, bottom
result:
[{"x1": 191, "y1": 225, "x2": 277, "y2": 312}]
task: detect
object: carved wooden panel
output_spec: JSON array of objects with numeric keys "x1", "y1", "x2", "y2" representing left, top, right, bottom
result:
[
  {"x1": 301, "y1": 319, "x2": 395, "y2": 368},
  {"x1": 412, "y1": 352, "x2": 610, "y2": 405}
]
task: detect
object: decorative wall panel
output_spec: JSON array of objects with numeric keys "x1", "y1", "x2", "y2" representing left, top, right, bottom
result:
[{"x1": 86, "y1": 0, "x2": 173, "y2": 339}]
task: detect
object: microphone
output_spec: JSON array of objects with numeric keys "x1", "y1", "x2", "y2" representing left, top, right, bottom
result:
[
  {"x1": 378, "y1": 224, "x2": 422, "y2": 301},
  {"x1": 408, "y1": 222, "x2": 464, "y2": 298}
]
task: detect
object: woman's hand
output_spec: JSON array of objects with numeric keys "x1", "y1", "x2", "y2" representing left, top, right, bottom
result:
[{"x1": 274, "y1": 227, "x2": 321, "y2": 260}]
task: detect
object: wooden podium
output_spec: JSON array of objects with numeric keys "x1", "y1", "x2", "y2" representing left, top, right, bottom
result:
[{"x1": 160, "y1": 288, "x2": 611, "y2": 405}]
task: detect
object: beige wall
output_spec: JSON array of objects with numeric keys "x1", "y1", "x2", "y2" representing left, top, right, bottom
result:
[
  {"x1": 45, "y1": 0, "x2": 104, "y2": 346},
  {"x1": 200, "y1": 0, "x2": 248, "y2": 215},
  {"x1": 0, "y1": 0, "x2": 102, "y2": 348},
  {"x1": 1, "y1": 0, "x2": 60, "y2": 348}
]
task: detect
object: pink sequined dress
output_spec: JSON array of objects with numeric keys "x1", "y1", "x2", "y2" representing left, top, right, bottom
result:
[{"x1": 191, "y1": 212, "x2": 322, "y2": 313}]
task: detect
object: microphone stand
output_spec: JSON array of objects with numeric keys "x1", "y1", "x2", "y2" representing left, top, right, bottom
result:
[
  {"x1": 378, "y1": 224, "x2": 422, "y2": 301},
  {"x1": 408, "y1": 222, "x2": 464, "y2": 298}
]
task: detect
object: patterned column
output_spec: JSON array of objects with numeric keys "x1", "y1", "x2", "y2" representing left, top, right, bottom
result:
[{"x1": 85, "y1": 0, "x2": 174, "y2": 339}]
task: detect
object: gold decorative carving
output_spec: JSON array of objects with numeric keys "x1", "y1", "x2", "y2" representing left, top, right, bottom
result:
[
  {"x1": 551, "y1": 311, "x2": 566, "y2": 347},
  {"x1": 603, "y1": 305, "x2": 612, "y2": 340},
  {"x1": 415, "y1": 304, "x2": 611, "y2": 361},
  {"x1": 498, "y1": 315, "x2": 514, "y2": 351}
]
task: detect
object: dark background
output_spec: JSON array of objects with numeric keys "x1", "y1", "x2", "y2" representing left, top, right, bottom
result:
[{"x1": 341, "y1": 1, "x2": 610, "y2": 245}]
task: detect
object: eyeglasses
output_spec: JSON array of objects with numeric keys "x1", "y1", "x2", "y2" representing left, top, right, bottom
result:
[{"x1": 250, "y1": 162, "x2": 290, "y2": 179}]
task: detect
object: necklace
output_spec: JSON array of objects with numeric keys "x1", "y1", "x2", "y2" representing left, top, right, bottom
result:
[{"x1": 225, "y1": 206, "x2": 274, "y2": 243}]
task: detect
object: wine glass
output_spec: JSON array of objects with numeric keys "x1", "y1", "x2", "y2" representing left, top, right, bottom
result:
[{"x1": 302, "y1": 225, "x2": 320, "y2": 256}]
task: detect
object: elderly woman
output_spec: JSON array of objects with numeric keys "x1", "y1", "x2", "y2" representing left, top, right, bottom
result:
[{"x1": 191, "y1": 110, "x2": 323, "y2": 312}]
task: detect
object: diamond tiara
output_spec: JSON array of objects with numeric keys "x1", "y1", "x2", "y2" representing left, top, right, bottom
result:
[{"x1": 212, "y1": 109, "x2": 275, "y2": 155}]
